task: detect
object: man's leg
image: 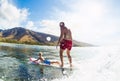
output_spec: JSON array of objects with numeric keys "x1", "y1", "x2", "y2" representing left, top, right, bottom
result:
[
  {"x1": 66, "y1": 49, "x2": 72, "y2": 67},
  {"x1": 60, "y1": 49, "x2": 64, "y2": 67}
]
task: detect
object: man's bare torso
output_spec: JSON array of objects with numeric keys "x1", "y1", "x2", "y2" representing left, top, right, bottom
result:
[{"x1": 62, "y1": 27, "x2": 72, "y2": 40}]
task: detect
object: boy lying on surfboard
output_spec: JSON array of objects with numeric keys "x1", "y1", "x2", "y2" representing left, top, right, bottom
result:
[{"x1": 33, "y1": 52, "x2": 60, "y2": 66}]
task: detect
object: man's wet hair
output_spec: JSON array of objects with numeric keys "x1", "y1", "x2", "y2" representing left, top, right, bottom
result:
[{"x1": 60, "y1": 22, "x2": 65, "y2": 26}]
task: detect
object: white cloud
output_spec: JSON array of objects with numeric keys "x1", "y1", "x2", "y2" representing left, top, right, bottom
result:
[
  {"x1": 38, "y1": 20, "x2": 60, "y2": 35},
  {"x1": 0, "y1": 0, "x2": 28, "y2": 29},
  {"x1": 39, "y1": 0, "x2": 120, "y2": 45},
  {"x1": 26, "y1": 21, "x2": 34, "y2": 28}
]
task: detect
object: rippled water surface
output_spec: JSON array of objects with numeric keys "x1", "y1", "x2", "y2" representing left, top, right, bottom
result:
[{"x1": 0, "y1": 43, "x2": 120, "y2": 81}]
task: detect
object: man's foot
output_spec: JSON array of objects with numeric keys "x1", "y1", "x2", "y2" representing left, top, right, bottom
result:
[
  {"x1": 70, "y1": 63, "x2": 72, "y2": 67},
  {"x1": 60, "y1": 63, "x2": 63, "y2": 68}
]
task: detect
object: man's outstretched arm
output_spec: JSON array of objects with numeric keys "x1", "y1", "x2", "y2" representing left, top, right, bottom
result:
[{"x1": 56, "y1": 28, "x2": 64, "y2": 48}]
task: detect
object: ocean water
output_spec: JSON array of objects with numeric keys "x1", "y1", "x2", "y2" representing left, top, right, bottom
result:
[{"x1": 0, "y1": 43, "x2": 120, "y2": 81}]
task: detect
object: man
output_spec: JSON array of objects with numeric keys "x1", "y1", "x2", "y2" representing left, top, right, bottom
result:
[{"x1": 56, "y1": 22, "x2": 72, "y2": 68}]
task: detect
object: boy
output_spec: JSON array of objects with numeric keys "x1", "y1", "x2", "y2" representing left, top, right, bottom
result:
[{"x1": 34, "y1": 52, "x2": 60, "y2": 66}]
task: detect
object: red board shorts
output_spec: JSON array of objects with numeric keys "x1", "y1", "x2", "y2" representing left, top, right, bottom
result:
[{"x1": 60, "y1": 39, "x2": 72, "y2": 50}]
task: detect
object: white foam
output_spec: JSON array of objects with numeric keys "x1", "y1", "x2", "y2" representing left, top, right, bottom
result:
[
  {"x1": 52, "y1": 46, "x2": 120, "y2": 81},
  {"x1": 0, "y1": 79, "x2": 4, "y2": 81}
]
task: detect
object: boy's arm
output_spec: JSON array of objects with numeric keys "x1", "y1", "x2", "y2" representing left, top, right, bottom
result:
[{"x1": 34, "y1": 57, "x2": 40, "y2": 62}]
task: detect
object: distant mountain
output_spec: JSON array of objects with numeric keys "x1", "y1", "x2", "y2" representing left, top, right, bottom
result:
[
  {"x1": 0, "y1": 27, "x2": 93, "y2": 46},
  {"x1": 73, "y1": 40, "x2": 93, "y2": 47}
]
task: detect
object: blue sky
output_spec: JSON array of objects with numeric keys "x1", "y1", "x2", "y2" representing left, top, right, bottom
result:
[
  {"x1": 0, "y1": 0, "x2": 120, "y2": 46},
  {"x1": 15, "y1": 0, "x2": 60, "y2": 21}
]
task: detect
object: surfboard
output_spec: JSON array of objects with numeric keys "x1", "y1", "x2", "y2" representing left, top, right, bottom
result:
[{"x1": 29, "y1": 57, "x2": 73, "y2": 76}]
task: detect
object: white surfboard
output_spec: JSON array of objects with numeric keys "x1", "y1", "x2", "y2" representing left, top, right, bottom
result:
[{"x1": 29, "y1": 57, "x2": 73, "y2": 76}]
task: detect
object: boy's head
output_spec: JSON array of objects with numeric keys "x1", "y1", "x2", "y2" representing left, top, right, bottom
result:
[{"x1": 39, "y1": 52, "x2": 42, "y2": 56}]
